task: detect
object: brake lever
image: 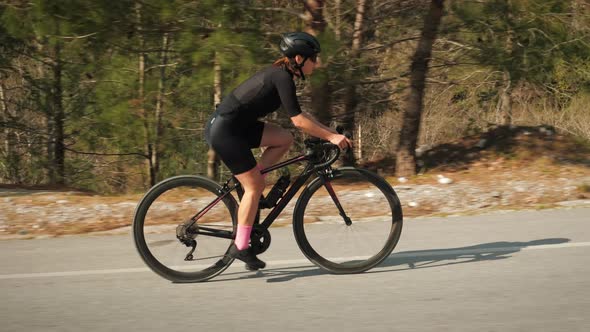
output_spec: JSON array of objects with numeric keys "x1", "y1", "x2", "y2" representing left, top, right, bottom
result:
[{"x1": 335, "y1": 125, "x2": 353, "y2": 151}]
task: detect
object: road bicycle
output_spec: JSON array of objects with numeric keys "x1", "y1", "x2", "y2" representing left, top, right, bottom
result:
[{"x1": 132, "y1": 136, "x2": 403, "y2": 282}]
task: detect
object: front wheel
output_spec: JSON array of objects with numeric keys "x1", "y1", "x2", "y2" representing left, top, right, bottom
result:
[{"x1": 293, "y1": 167, "x2": 403, "y2": 274}]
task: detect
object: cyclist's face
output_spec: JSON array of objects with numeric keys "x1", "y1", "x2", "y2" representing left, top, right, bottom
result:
[{"x1": 296, "y1": 54, "x2": 321, "y2": 75}]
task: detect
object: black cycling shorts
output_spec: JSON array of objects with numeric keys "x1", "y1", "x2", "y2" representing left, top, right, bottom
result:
[{"x1": 204, "y1": 112, "x2": 265, "y2": 175}]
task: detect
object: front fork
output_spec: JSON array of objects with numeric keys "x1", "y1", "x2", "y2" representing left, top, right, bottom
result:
[{"x1": 319, "y1": 169, "x2": 353, "y2": 226}]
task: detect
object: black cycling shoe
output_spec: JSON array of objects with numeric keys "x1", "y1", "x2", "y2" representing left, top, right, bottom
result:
[{"x1": 227, "y1": 244, "x2": 266, "y2": 270}]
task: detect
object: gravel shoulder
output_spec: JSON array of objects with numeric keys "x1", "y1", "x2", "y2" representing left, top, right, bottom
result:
[{"x1": 1, "y1": 170, "x2": 588, "y2": 240}]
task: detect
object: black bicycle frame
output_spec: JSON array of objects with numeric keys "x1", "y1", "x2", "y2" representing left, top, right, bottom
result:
[{"x1": 189, "y1": 154, "x2": 324, "y2": 240}]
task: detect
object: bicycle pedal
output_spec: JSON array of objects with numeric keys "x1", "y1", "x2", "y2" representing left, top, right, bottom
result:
[{"x1": 245, "y1": 264, "x2": 260, "y2": 271}]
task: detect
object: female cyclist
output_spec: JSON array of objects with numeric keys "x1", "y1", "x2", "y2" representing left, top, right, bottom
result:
[{"x1": 204, "y1": 32, "x2": 352, "y2": 270}]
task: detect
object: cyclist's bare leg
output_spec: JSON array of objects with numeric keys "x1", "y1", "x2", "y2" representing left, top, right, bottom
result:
[
  {"x1": 236, "y1": 124, "x2": 290, "y2": 220},
  {"x1": 233, "y1": 168, "x2": 265, "y2": 249},
  {"x1": 258, "y1": 123, "x2": 293, "y2": 168},
  {"x1": 229, "y1": 124, "x2": 291, "y2": 264},
  {"x1": 231, "y1": 168, "x2": 266, "y2": 269}
]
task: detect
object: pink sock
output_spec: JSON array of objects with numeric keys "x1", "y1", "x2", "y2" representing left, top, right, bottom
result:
[
  {"x1": 257, "y1": 164, "x2": 268, "y2": 179},
  {"x1": 234, "y1": 224, "x2": 253, "y2": 250}
]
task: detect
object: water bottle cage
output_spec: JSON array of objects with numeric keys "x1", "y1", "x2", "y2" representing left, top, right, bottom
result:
[{"x1": 259, "y1": 175, "x2": 291, "y2": 209}]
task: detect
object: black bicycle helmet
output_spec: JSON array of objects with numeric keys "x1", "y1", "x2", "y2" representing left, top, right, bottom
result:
[
  {"x1": 279, "y1": 32, "x2": 321, "y2": 80},
  {"x1": 279, "y1": 32, "x2": 321, "y2": 58}
]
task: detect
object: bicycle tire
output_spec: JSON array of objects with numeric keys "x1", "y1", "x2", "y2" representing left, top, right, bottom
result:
[
  {"x1": 293, "y1": 167, "x2": 403, "y2": 274},
  {"x1": 132, "y1": 175, "x2": 238, "y2": 282}
]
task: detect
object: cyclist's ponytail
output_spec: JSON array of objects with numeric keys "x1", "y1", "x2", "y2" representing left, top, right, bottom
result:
[
  {"x1": 273, "y1": 57, "x2": 301, "y2": 77},
  {"x1": 273, "y1": 57, "x2": 289, "y2": 67}
]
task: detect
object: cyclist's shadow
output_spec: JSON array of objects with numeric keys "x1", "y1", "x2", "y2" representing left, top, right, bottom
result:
[{"x1": 222, "y1": 237, "x2": 570, "y2": 283}]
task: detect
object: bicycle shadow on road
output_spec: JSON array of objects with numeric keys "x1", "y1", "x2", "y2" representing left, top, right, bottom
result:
[
  {"x1": 373, "y1": 237, "x2": 570, "y2": 273},
  {"x1": 218, "y1": 237, "x2": 570, "y2": 283}
]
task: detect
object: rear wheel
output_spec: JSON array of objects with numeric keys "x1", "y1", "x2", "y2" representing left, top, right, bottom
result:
[
  {"x1": 293, "y1": 167, "x2": 403, "y2": 274},
  {"x1": 132, "y1": 175, "x2": 238, "y2": 282}
]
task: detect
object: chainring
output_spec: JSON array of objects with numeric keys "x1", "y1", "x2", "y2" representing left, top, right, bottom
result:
[{"x1": 250, "y1": 225, "x2": 271, "y2": 255}]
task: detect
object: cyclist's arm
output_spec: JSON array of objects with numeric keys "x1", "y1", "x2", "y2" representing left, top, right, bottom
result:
[
  {"x1": 291, "y1": 112, "x2": 335, "y2": 138},
  {"x1": 291, "y1": 112, "x2": 352, "y2": 149}
]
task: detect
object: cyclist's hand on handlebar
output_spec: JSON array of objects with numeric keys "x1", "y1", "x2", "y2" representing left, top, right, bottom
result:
[{"x1": 329, "y1": 134, "x2": 353, "y2": 151}]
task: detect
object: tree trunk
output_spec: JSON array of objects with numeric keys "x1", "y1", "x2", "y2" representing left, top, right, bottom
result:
[
  {"x1": 135, "y1": 1, "x2": 155, "y2": 187},
  {"x1": 497, "y1": 70, "x2": 513, "y2": 125},
  {"x1": 395, "y1": 0, "x2": 445, "y2": 177},
  {"x1": 0, "y1": 83, "x2": 8, "y2": 160},
  {"x1": 207, "y1": 51, "x2": 222, "y2": 180},
  {"x1": 52, "y1": 40, "x2": 65, "y2": 185},
  {"x1": 304, "y1": 0, "x2": 332, "y2": 124},
  {"x1": 0, "y1": 82, "x2": 14, "y2": 182},
  {"x1": 337, "y1": 0, "x2": 368, "y2": 166},
  {"x1": 334, "y1": 0, "x2": 342, "y2": 41},
  {"x1": 498, "y1": 0, "x2": 514, "y2": 126},
  {"x1": 357, "y1": 122, "x2": 362, "y2": 160},
  {"x1": 303, "y1": 0, "x2": 327, "y2": 33},
  {"x1": 351, "y1": 0, "x2": 367, "y2": 53},
  {"x1": 152, "y1": 32, "x2": 170, "y2": 183}
]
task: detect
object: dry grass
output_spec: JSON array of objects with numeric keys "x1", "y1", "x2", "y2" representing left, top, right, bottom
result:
[
  {"x1": 512, "y1": 94, "x2": 590, "y2": 142},
  {"x1": 578, "y1": 184, "x2": 590, "y2": 193}
]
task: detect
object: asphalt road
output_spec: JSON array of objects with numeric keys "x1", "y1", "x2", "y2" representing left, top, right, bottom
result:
[{"x1": 1, "y1": 207, "x2": 589, "y2": 332}]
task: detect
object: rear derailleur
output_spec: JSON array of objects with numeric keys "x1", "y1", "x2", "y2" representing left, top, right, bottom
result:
[{"x1": 176, "y1": 221, "x2": 198, "y2": 261}]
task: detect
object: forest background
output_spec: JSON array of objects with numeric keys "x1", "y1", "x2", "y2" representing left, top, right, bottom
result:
[{"x1": 1, "y1": 0, "x2": 589, "y2": 194}]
